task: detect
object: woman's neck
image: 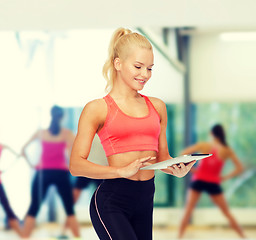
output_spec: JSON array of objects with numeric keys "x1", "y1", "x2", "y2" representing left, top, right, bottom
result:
[
  {"x1": 212, "y1": 138, "x2": 224, "y2": 147},
  {"x1": 110, "y1": 83, "x2": 140, "y2": 99}
]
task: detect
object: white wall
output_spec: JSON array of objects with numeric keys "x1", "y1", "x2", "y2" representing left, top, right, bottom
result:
[
  {"x1": 189, "y1": 33, "x2": 256, "y2": 102},
  {"x1": 142, "y1": 28, "x2": 184, "y2": 104},
  {"x1": 142, "y1": 45, "x2": 184, "y2": 104},
  {"x1": 1, "y1": 0, "x2": 256, "y2": 30}
]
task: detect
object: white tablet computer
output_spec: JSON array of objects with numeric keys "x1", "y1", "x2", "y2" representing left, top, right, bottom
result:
[{"x1": 141, "y1": 153, "x2": 212, "y2": 170}]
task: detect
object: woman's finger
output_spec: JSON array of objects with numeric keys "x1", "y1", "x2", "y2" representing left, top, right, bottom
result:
[
  {"x1": 139, "y1": 156, "x2": 151, "y2": 163},
  {"x1": 140, "y1": 156, "x2": 156, "y2": 163},
  {"x1": 172, "y1": 164, "x2": 180, "y2": 170},
  {"x1": 164, "y1": 166, "x2": 174, "y2": 174},
  {"x1": 179, "y1": 163, "x2": 186, "y2": 168},
  {"x1": 140, "y1": 162, "x2": 153, "y2": 168},
  {"x1": 186, "y1": 160, "x2": 196, "y2": 169}
]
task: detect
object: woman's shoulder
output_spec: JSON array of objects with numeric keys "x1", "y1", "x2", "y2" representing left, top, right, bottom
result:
[
  {"x1": 146, "y1": 96, "x2": 166, "y2": 110},
  {"x1": 61, "y1": 128, "x2": 74, "y2": 136},
  {"x1": 224, "y1": 145, "x2": 234, "y2": 156},
  {"x1": 40, "y1": 129, "x2": 50, "y2": 137},
  {"x1": 146, "y1": 96, "x2": 165, "y2": 105},
  {"x1": 83, "y1": 98, "x2": 107, "y2": 114},
  {"x1": 59, "y1": 128, "x2": 75, "y2": 144},
  {"x1": 79, "y1": 98, "x2": 108, "y2": 125},
  {"x1": 36, "y1": 129, "x2": 44, "y2": 137},
  {"x1": 199, "y1": 142, "x2": 212, "y2": 149},
  {"x1": 211, "y1": 143, "x2": 232, "y2": 156},
  {"x1": 145, "y1": 96, "x2": 166, "y2": 118}
]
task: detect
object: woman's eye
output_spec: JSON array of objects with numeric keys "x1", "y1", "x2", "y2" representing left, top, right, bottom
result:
[
  {"x1": 148, "y1": 68, "x2": 152, "y2": 71},
  {"x1": 135, "y1": 66, "x2": 141, "y2": 69}
]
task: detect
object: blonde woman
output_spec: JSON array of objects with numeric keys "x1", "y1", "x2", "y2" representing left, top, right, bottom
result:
[{"x1": 69, "y1": 28, "x2": 195, "y2": 240}]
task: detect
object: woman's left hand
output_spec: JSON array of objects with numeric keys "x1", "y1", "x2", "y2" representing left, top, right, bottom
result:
[{"x1": 161, "y1": 160, "x2": 196, "y2": 178}]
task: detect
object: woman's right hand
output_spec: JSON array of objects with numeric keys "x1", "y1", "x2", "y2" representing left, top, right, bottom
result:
[{"x1": 117, "y1": 156, "x2": 156, "y2": 178}]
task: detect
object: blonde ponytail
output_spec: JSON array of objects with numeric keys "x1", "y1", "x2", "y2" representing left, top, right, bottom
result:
[{"x1": 102, "y1": 27, "x2": 152, "y2": 92}]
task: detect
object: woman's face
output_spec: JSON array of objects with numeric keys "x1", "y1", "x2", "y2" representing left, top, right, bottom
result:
[{"x1": 115, "y1": 46, "x2": 154, "y2": 91}]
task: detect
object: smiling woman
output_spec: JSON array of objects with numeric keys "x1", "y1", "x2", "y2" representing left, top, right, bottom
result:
[
  {"x1": 102, "y1": 28, "x2": 154, "y2": 92},
  {"x1": 69, "y1": 27, "x2": 195, "y2": 240},
  {"x1": 113, "y1": 48, "x2": 154, "y2": 92}
]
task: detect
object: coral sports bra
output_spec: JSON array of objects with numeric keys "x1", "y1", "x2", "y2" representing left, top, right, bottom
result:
[{"x1": 98, "y1": 94, "x2": 161, "y2": 157}]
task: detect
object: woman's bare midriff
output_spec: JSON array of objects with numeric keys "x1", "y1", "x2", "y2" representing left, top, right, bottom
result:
[{"x1": 107, "y1": 150, "x2": 157, "y2": 181}]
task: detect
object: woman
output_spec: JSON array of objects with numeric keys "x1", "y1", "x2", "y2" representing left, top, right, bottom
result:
[
  {"x1": 20, "y1": 105, "x2": 80, "y2": 238},
  {"x1": 0, "y1": 143, "x2": 22, "y2": 236},
  {"x1": 178, "y1": 124, "x2": 246, "y2": 239},
  {"x1": 60, "y1": 177, "x2": 102, "y2": 238},
  {"x1": 69, "y1": 27, "x2": 195, "y2": 240}
]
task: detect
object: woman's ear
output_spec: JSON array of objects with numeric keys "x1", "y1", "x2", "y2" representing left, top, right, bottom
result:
[{"x1": 114, "y1": 57, "x2": 121, "y2": 71}]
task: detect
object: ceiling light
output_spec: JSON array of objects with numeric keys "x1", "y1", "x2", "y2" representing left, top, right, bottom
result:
[{"x1": 220, "y1": 32, "x2": 256, "y2": 41}]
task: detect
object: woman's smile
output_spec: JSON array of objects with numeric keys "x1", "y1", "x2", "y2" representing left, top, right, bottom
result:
[{"x1": 134, "y1": 77, "x2": 147, "y2": 85}]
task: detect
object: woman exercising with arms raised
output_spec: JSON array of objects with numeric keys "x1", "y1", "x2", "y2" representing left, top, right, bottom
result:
[{"x1": 178, "y1": 124, "x2": 246, "y2": 239}]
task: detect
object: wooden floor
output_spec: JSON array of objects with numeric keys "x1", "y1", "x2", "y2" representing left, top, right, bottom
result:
[{"x1": 0, "y1": 224, "x2": 255, "y2": 240}]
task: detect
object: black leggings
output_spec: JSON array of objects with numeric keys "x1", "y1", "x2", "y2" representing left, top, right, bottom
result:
[
  {"x1": 90, "y1": 177, "x2": 155, "y2": 240},
  {"x1": 190, "y1": 180, "x2": 223, "y2": 195},
  {"x1": 27, "y1": 169, "x2": 74, "y2": 217},
  {"x1": 0, "y1": 183, "x2": 17, "y2": 220},
  {"x1": 74, "y1": 176, "x2": 102, "y2": 190}
]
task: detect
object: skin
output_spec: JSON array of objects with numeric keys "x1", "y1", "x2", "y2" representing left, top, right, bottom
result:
[
  {"x1": 61, "y1": 186, "x2": 95, "y2": 236},
  {"x1": 20, "y1": 128, "x2": 80, "y2": 238},
  {"x1": 0, "y1": 143, "x2": 22, "y2": 237},
  {"x1": 177, "y1": 135, "x2": 246, "y2": 239},
  {"x1": 69, "y1": 46, "x2": 195, "y2": 184}
]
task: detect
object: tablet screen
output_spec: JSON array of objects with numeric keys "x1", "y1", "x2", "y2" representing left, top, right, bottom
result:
[{"x1": 141, "y1": 154, "x2": 212, "y2": 170}]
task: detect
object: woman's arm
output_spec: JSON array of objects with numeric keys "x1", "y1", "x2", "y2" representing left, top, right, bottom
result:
[
  {"x1": 0, "y1": 143, "x2": 19, "y2": 156},
  {"x1": 181, "y1": 142, "x2": 206, "y2": 155},
  {"x1": 180, "y1": 142, "x2": 210, "y2": 173},
  {"x1": 150, "y1": 97, "x2": 195, "y2": 178},
  {"x1": 221, "y1": 148, "x2": 244, "y2": 181},
  {"x1": 20, "y1": 130, "x2": 40, "y2": 167},
  {"x1": 0, "y1": 144, "x2": 20, "y2": 174},
  {"x1": 69, "y1": 100, "x2": 153, "y2": 179}
]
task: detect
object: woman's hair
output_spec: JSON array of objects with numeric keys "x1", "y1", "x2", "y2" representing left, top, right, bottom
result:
[
  {"x1": 102, "y1": 27, "x2": 152, "y2": 92},
  {"x1": 211, "y1": 124, "x2": 228, "y2": 146},
  {"x1": 49, "y1": 105, "x2": 64, "y2": 135}
]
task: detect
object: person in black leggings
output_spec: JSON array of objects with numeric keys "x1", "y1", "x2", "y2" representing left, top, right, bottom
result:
[
  {"x1": 20, "y1": 106, "x2": 80, "y2": 238},
  {"x1": 75, "y1": 177, "x2": 102, "y2": 191},
  {"x1": 178, "y1": 124, "x2": 245, "y2": 238},
  {"x1": 27, "y1": 169, "x2": 74, "y2": 217},
  {"x1": 59, "y1": 176, "x2": 102, "y2": 238},
  {"x1": 0, "y1": 143, "x2": 22, "y2": 236},
  {"x1": 0, "y1": 184, "x2": 17, "y2": 219},
  {"x1": 69, "y1": 28, "x2": 195, "y2": 240}
]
